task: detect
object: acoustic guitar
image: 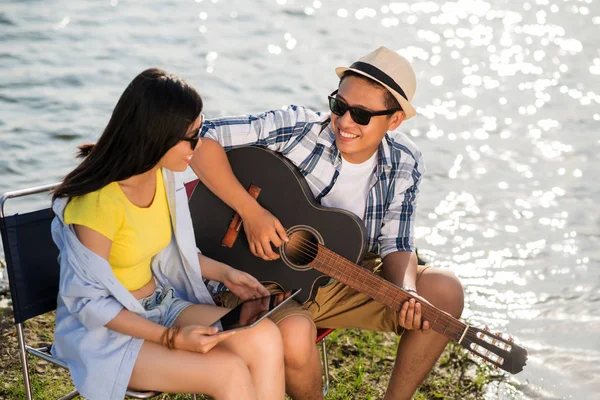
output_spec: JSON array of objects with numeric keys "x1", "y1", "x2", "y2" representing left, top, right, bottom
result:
[{"x1": 188, "y1": 146, "x2": 528, "y2": 374}]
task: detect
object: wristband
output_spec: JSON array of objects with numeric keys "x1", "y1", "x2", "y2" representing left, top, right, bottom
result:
[{"x1": 401, "y1": 285, "x2": 417, "y2": 294}]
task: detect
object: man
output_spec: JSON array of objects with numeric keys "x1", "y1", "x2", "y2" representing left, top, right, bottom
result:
[{"x1": 191, "y1": 46, "x2": 464, "y2": 400}]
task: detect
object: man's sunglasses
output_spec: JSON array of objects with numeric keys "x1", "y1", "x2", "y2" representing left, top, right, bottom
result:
[
  {"x1": 327, "y1": 90, "x2": 402, "y2": 125},
  {"x1": 181, "y1": 114, "x2": 204, "y2": 149}
]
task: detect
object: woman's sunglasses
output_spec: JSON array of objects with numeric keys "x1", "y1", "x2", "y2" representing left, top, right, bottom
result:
[
  {"x1": 181, "y1": 114, "x2": 205, "y2": 149},
  {"x1": 328, "y1": 90, "x2": 402, "y2": 125}
]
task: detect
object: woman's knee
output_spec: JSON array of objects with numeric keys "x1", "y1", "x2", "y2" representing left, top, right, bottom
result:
[
  {"x1": 247, "y1": 318, "x2": 284, "y2": 358},
  {"x1": 207, "y1": 352, "x2": 254, "y2": 398},
  {"x1": 278, "y1": 316, "x2": 317, "y2": 368}
]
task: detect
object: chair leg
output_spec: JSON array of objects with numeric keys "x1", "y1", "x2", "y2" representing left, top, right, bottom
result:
[
  {"x1": 320, "y1": 336, "x2": 330, "y2": 395},
  {"x1": 57, "y1": 390, "x2": 80, "y2": 400},
  {"x1": 16, "y1": 324, "x2": 33, "y2": 400}
]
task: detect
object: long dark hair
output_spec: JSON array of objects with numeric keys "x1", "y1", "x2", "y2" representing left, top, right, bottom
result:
[{"x1": 53, "y1": 68, "x2": 203, "y2": 200}]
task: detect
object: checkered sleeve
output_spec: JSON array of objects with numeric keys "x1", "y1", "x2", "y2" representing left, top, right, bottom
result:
[
  {"x1": 200, "y1": 105, "x2": 322, "y2": 152},
  {"x1": 378, "y1": 148, "x2": 425, "y2": 258}
]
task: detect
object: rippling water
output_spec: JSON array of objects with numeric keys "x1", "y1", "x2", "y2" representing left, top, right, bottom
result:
[{"x1": 1, "y1": 0, "x2": 599, "y2": 398}]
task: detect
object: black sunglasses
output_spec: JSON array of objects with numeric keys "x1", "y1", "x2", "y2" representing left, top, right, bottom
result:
[
  {"x1": 328, "y1": 90, "x2": 402, "y2": 125},
  {"x1": 181, "y1": 114, "x2": 204, "y2": 149}
]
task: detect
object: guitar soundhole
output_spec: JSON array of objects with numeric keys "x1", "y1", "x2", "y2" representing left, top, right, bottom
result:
[{"x1": 280, "y1": 226, "x2": 323, "y2": 271}]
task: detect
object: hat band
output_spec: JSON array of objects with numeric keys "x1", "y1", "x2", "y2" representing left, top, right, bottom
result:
[{"x1": 349, "y1": 61, "x2": 408, "y2": 102}]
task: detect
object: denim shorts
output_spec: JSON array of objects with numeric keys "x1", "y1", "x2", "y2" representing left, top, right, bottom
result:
[{"x1": 139, "y1": 282, "x2": 195, "y2": 327}]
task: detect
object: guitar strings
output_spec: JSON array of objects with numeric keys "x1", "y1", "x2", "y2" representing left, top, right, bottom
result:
[
  {"x1": 282, "y1": 238, "x2": 473, "y2": 336},
  {"x1": 278, "y1": 237, "x2": 516, "y2": 366},
  {"x1": 283, "y1": 235, "x2": 495, "y2": 346},
  {"x1": 284, "y1": 240, "x2": 493, "y2": 349}
]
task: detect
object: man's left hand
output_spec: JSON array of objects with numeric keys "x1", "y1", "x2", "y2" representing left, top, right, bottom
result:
[{"x1": 398, "y1": 294, "x2": 432, "y2": 332}]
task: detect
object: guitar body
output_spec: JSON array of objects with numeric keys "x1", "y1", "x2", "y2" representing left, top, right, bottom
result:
[{"x1": 188, "y1": 146, "x2": 367, "y2": 304}]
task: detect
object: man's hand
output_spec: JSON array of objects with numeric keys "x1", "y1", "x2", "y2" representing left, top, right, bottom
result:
[
  {"x1": 222, "y1": 266, "x2": 270, "y2": 300},
  {"x1": 240, "y1": 202, "x2": 288, "y2": 260},
  {"x1": 398, "y1": 294, "x2": 431, "y2": 332}
]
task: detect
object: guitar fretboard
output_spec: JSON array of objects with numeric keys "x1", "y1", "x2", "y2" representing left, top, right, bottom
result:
[{"x1": 310, "y1": 244, "x2": 467, "y2": 342}]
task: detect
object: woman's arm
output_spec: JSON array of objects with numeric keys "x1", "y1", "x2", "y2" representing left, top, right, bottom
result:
[
  {"x1": 198, "y1": 253, "x2": 269, "y2": 299},
  {"x1": 73, "y1": 224, "x2": 165, "y2": 342},
  {"x1": 197, "y1": 250, "x2": 236, "y2": 282},
  {"x1": 75, "y1": 224, "x2": 232, "y2": 351}
]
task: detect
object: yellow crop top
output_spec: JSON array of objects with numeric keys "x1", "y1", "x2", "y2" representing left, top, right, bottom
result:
[{"x1": 64, "y1": 169, "x2": 172, "y2": 291}]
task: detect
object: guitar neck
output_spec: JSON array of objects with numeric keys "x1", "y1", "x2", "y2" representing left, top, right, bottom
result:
[{"x1": 311, "y1": 245, "x2": 467, "y2": 342}]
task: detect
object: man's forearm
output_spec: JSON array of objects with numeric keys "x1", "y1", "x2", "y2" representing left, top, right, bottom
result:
[
  {"x1": 382, "y1": 251, "x2": 418, "y2": 290},
  {"x1": 190, "y1": 138, "x2": 258, "y2": 217}
]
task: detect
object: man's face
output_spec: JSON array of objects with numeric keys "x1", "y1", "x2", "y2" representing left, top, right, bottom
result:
[{"x1": 330, "y1": 75, "x2": 404, "y2": 164}]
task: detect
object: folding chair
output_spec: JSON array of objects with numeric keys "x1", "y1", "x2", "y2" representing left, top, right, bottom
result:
[{"x1": 0, "y1": 183, "x2": 185, "y2": 399}]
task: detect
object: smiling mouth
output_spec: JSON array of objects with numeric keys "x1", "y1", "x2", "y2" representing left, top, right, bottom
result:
[{"x1": 339, "y1": 130, "x2": 359, "y2": 139}]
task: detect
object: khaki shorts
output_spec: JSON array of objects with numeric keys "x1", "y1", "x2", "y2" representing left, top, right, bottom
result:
[{"x1": 218, "y1": 253, "x2": 430, "y2": 335}]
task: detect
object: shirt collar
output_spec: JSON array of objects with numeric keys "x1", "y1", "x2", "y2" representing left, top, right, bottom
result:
[{"x1": 377, "y1": 134, "x2": 394, "y2": 173}]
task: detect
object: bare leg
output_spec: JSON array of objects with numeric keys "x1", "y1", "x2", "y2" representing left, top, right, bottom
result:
[
  {"x1": 129, "y1": 304, "x2": 285, "y2": 400},
  {"x1": 277, "y1": 316, "x2": 324, "y2": 400},
  {"x1": 130, "y1": 340, "x2": 258, "y2": 400},
  {"x1": 175, "y1": 304, "x2": 286, "y2": 400},
  {"x1": 384, "y1": 268, "x2": 464, "y2": 400}
]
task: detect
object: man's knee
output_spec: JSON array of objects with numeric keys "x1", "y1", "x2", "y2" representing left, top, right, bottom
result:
[
  {"x1": 419, "y1": 268, "x2": 464, "y2": 318},
  {"x1": 278, "y1": 316, "x2": 317, "y2": 368}
]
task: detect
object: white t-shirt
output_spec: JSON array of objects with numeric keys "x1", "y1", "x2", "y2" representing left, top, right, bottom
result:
[{"x1": 320, "y1": 152, "x2": 378, "y2": 220}]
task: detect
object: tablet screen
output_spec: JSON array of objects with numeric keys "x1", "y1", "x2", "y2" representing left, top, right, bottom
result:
[{"x1": 212, "y1": 289, "x2": 301, "y2": 332}]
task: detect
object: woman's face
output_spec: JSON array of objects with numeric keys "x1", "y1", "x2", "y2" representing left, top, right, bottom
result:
[{"x1": 157, "y1": 114, "x2": 202, "y2": 172}]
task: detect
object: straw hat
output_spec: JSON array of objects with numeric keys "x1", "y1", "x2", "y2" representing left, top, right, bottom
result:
[{"x1": 335, "y1": 46, "x2": 417, "y2": 120}]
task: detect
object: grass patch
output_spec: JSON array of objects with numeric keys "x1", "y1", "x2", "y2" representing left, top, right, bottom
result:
[{"x1": 0, "y1": 308, "x2": 507, "y2": 399}]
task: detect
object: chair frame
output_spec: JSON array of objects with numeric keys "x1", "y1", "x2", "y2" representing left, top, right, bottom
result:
[
  {"x1": 2, "y1": 181, "x2": 334, "y2": 399},
  {"x1": 1, "y1": 184, "x2": 166, "y2": 399}
]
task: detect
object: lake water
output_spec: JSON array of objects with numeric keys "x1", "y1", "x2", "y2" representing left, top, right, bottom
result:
[{"x1": 1, "y1": 0, "x2": 599, "y2": 398}]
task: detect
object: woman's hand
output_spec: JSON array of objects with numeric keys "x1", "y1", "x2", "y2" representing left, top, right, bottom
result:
[
  {"x1": 174, "y1": 325, "x2": 235, "y2": 353},
  {"x1": 397, "y1": 294, "x2": 431, "y2": 332},
  {"x1": 222, "y1": 266, "x2": 270, "y2": 300}
]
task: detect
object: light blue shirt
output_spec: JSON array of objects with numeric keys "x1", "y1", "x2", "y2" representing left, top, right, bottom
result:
[{"x1": 51, "y1": 169, "x2": 215, "y2": 400}]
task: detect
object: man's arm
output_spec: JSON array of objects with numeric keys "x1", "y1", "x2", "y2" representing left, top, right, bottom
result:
[
  {"x1": 383, "y1": 250, "x2": 430, "y2": 331},
  {"x1": 382, "y1": 250, "x2": 418, "y2": 290},
  {"x1": 190, "y1": 107, "x2": 320, "y2": 260},
  {"x1": 191, "y1": 138, "x2": 261, "y2": 221},
  {"x1": 190, "y1": 138, "x2": 288, "y2": 260},
  {"x1": 378, "y1": 146, "x2": 428, "y2": 330}
]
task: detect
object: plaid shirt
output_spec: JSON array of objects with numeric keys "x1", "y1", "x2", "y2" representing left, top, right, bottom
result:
[{"x1": 200, "y1": 105, "x2": 425, "y2": 258}]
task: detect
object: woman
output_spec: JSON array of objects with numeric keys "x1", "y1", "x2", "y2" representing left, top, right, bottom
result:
[{"x1": 51, "y1": 68, "x2": 285, "y2": 400}]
